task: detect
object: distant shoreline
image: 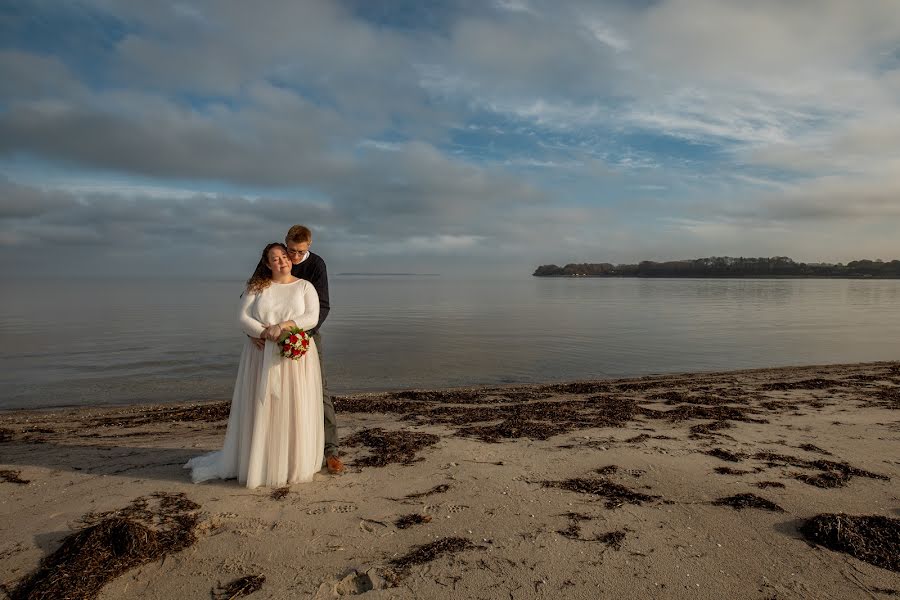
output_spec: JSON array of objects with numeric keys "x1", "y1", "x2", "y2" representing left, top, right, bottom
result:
[
  {"x1": 533, "y1": 274, "x2": 900, "y2": 279},
  {"x1": 534, "y1": 256, "x2": 900, "y2": 279}
]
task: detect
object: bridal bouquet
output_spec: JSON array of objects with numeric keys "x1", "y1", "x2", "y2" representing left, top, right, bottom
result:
[{"x1": 277, "y1": 326, "x2": 310, "y2": 360}]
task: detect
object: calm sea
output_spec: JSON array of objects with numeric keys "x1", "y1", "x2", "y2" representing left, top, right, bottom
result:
[{"x1": 1, "y1": 277, "x2": 898, "y2": 410}]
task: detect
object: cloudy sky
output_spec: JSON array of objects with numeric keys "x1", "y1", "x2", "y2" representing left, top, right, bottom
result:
[{"x1": 2, "y1": 0, "x2": 899, "y2": 278}]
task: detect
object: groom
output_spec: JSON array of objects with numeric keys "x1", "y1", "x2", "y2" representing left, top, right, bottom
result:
[{"x1": 285, "y1": 224, "x2": 344, "y2": 475}]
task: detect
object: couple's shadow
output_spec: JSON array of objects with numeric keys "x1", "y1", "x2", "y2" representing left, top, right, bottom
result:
[{"x1": 2, "y1": 440, "x2": 208, "y2": 483}]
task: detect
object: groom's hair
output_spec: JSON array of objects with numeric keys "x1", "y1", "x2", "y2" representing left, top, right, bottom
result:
[{"x1": 286, "y1": 225, "x2": 312, "y2": 244}]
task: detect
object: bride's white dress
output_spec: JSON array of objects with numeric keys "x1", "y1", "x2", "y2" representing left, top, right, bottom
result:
[{"x1": 185, "y1": 279, "x2": 324, "y2": 488}]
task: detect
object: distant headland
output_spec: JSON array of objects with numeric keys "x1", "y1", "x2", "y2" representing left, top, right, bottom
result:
[{"x1": 533, "y1": 257, "x2": 900, "y2": 278}]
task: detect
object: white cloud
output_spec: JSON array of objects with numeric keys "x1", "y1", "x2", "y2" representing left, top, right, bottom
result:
[
  {"x1": 582, "y1": 19, "x2": 629, "y2": 52},
  {"x1": 2, "y1": 0, "x2": 900, "y2": 273}
]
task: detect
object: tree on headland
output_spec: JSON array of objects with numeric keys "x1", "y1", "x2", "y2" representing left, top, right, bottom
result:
[{"x1": 533, "y1": 257, "x2": 900, "y2": 278}]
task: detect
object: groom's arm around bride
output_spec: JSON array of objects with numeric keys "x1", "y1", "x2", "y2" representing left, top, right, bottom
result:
[{"x1": 284, "y1": 224, "x2": 344, "y2": 475}]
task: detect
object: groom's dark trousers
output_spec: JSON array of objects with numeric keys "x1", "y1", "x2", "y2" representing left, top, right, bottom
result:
[
  {"x1": 313, "y1": 331, "x2": 338, "y2": 457},
  {"x1": 292, "y1": 250, "x2": 338, "y2": 458}
]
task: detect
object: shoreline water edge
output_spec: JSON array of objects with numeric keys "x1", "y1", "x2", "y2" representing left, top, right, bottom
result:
[{"x1": 1, "y1": 360, "x2": 898, "y2": 598}]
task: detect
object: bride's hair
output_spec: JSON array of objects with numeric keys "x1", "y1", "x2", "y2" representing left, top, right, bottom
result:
[{"x1": 246, "y1": 242, "x2": 288, "y2": 294}]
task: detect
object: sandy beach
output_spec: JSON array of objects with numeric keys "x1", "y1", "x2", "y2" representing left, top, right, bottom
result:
[{"x1": 1, "y1": 361, "x2": 898, "y2": 599}]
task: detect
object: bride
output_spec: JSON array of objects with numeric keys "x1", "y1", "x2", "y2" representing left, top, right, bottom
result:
[{"x1": 185, "y1": 242, "x2": 324, "y2": 488}]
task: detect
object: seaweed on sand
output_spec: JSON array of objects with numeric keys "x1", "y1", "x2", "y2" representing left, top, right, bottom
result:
[
  {"x1": 542, "y1": 477, "x2": 660, "y2": 509},
  {"x1": 711, "y1": 493, "x2": 784, "y2": 512},
  {"x1": 539, "y1": 382, "x2": 612, "y2": 395},
  {"x1": 797, "y1": 443, "x2": 832, "y2": 455},
  {"x1": 752, "y1": 452, "x2": 890, "y2": 488},
  {"x1": 334, "y1": 376, "x2": 770, "y2": 444},
  {"x1": 596, "y1": 530, "x2": 627, "y2": 550},
  {"x1": 861, "y1": 387, "x2": 900, "y2": 410},
  {"x1": 457, "y1": 418, "x2": 577, "y2": 443},
  {"x1": 331, "y1": 396, "x2": 417, "y2": 415},
  {"x1": 269, "y1": 487, "x2": 290, "y2": 500},
  {"x1": 645, "y1": 390, "x2": 688, "y2": 403},
  {"x1": 93, "y1": 402, "x2": 231, "y2": 428},
  {"x1": 616, "y1": 379, "x2": 690, "y2": 392},
  {"x1": 556, "y1": 513, "x2": 627, "y2": 548},
  {"x1": 8, "y1": 492, "x2": 200, "y2": 600},
  {"x1": 650, "y1": 390, "x2": 749, "y2": 407},
  {"x1": 212, "y1": 575, "x2": 265, "y2": 599},
  {"x1": 643, "y1": 404, "x2": 765, "y2": 424},
  {"x1": 557, "y1": 512, "x2": 592, "y2": 539},
  {"x1": 343, "y1": 428, "x2": 440, "y2": 467},
  {"x1": 714, "y1": 467, "x2": 751, "y2": 475},
  {"x1": 394, "y1": 513, "x2": 432, "y2": 529},
  {"x1": 800, "y1": 514, "x2": 900, "y2": 572},
  {"x1": 689, "y1": 420, "x2": 734, "y2": 436},
  {"x1": 705, "y1": 448, "x2": 747, "y2": 463},
  {"x1": 755, "y1": 481, "x2": 786, "y2": 489},
  {"x1": 0, "y1": 469, "x2": 29, "y2": 484},
  {"x1": 760, "y1": 378, "x2": 843, "y2": 391},
  {"x1": 387, "y1": 537, "x2": 480, "y2": 575},
  {"x1": 403, "y1": 484, "x2": 451, "y2": 499}
]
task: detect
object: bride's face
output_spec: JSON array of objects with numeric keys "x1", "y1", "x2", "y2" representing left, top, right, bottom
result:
[{"x1": 267, "y1": 247, "x2": 292, "y2": 275}]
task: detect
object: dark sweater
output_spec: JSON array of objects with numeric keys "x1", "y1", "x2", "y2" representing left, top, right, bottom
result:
[{"x1": 291, "y1": 251, "x2": 330, "y2": 335}]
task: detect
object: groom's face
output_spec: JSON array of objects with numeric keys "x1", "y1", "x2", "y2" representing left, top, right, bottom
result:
[{"x1": 286, "y1": 241, "x2": 310, "y2": 265}]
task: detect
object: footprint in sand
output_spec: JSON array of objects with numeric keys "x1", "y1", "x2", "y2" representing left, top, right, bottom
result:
[
  {"x1": 425, "y1": 504, "x2": 469, "y2": 515},
  {"x1": 306, "y1": 503, "x2": 357, "y2": 515}
]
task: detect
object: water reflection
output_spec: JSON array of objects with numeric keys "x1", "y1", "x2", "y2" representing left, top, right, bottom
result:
[{"x1": 0, "y1": 277, "x2": 898, "y2": 409}]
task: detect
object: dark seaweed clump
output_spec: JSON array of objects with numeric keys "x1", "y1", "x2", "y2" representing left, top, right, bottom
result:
[
  {"x1": 863, "y1": 387, "x2": 900, "y2": 410},
  {"x1": 714, "y1": 466, "x2": 751, "y2": 475},
  {"x1": 403, "y1": 484, "x2": 451, "y2": 500},
  {"x1": 797, "y1": 443, "x2": 832, "y2": 455},
  {"x1": 542, "y1": 477, "x2": 660, "y2": 509},
  {"x1": 556, "y1": 513, "x2": 627, "y2": 548},
  {"x1": 93, "y1": 402, "x2": 231, "y2": 428},
  {"x1": 269, "y1": 487, "x2": 290, "y2": 500},
  {"x1": 343, "y1": 428, "x2": 440, "y2": 467},
  {"x1": 753, "y1": 452, "x2": 889, "y2": 488},
  {"x1": 705, "y1": 448, "x2": 747, "y2": 463},
  {"x1": 644, "y1": 404, "x2": 765, "y2": 424},
  {"x1": 712, "y1": 493, "x2": 784, "y2": 512},
  {"x1": 760, "y1": 378, "x2": 842, "y2": 391},
  {"x1": 8, "y1": 492, "x2": 200, "y2": 600},
  {"x1": 394, "y1": 514, "x2": 432, "y2": 529},
  {"x1": 755, "y1": 481, "x2": 786, "y2": 489},
  {"x1": 540, "y1": 381, "x2": 613, "y2": 394},
  {"x1": 800, "y1": 514, "x2": 900, "y2": 572},
  {"x1": 689, "y1": 420, "x2": 734, "y2": 437},
  {"x1": 387, "y1": 537, "x2": 480, "y2": 575},
  {"x1": 335, "y1": 376, "x2": 771, "y2": 444},
  {"x1": 0, "y1": 469, "x2": 30, "y2": 485},
  {"x1": 212, "y1": 574, "x2": 265, "y2": 599}
]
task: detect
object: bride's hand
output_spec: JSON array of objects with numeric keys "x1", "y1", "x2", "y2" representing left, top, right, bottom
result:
[{"x1": 263, "y1": 324, "x2": 282, "y2": 341}]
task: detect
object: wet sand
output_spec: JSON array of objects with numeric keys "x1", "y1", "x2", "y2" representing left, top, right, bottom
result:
[{"x1": 1, "y1": 361, "x2": 898, "y2": 599}]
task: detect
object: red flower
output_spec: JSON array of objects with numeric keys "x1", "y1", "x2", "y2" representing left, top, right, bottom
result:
[
  {"x1": 292, "y1": 348, "x2": 301, "y2": 357},
  {"x1": 289, "y1": 334, "x2": 299, "y2": 344},
  {"x1": 301, "y1": 339, "x2": 309, "y2": 347}
]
